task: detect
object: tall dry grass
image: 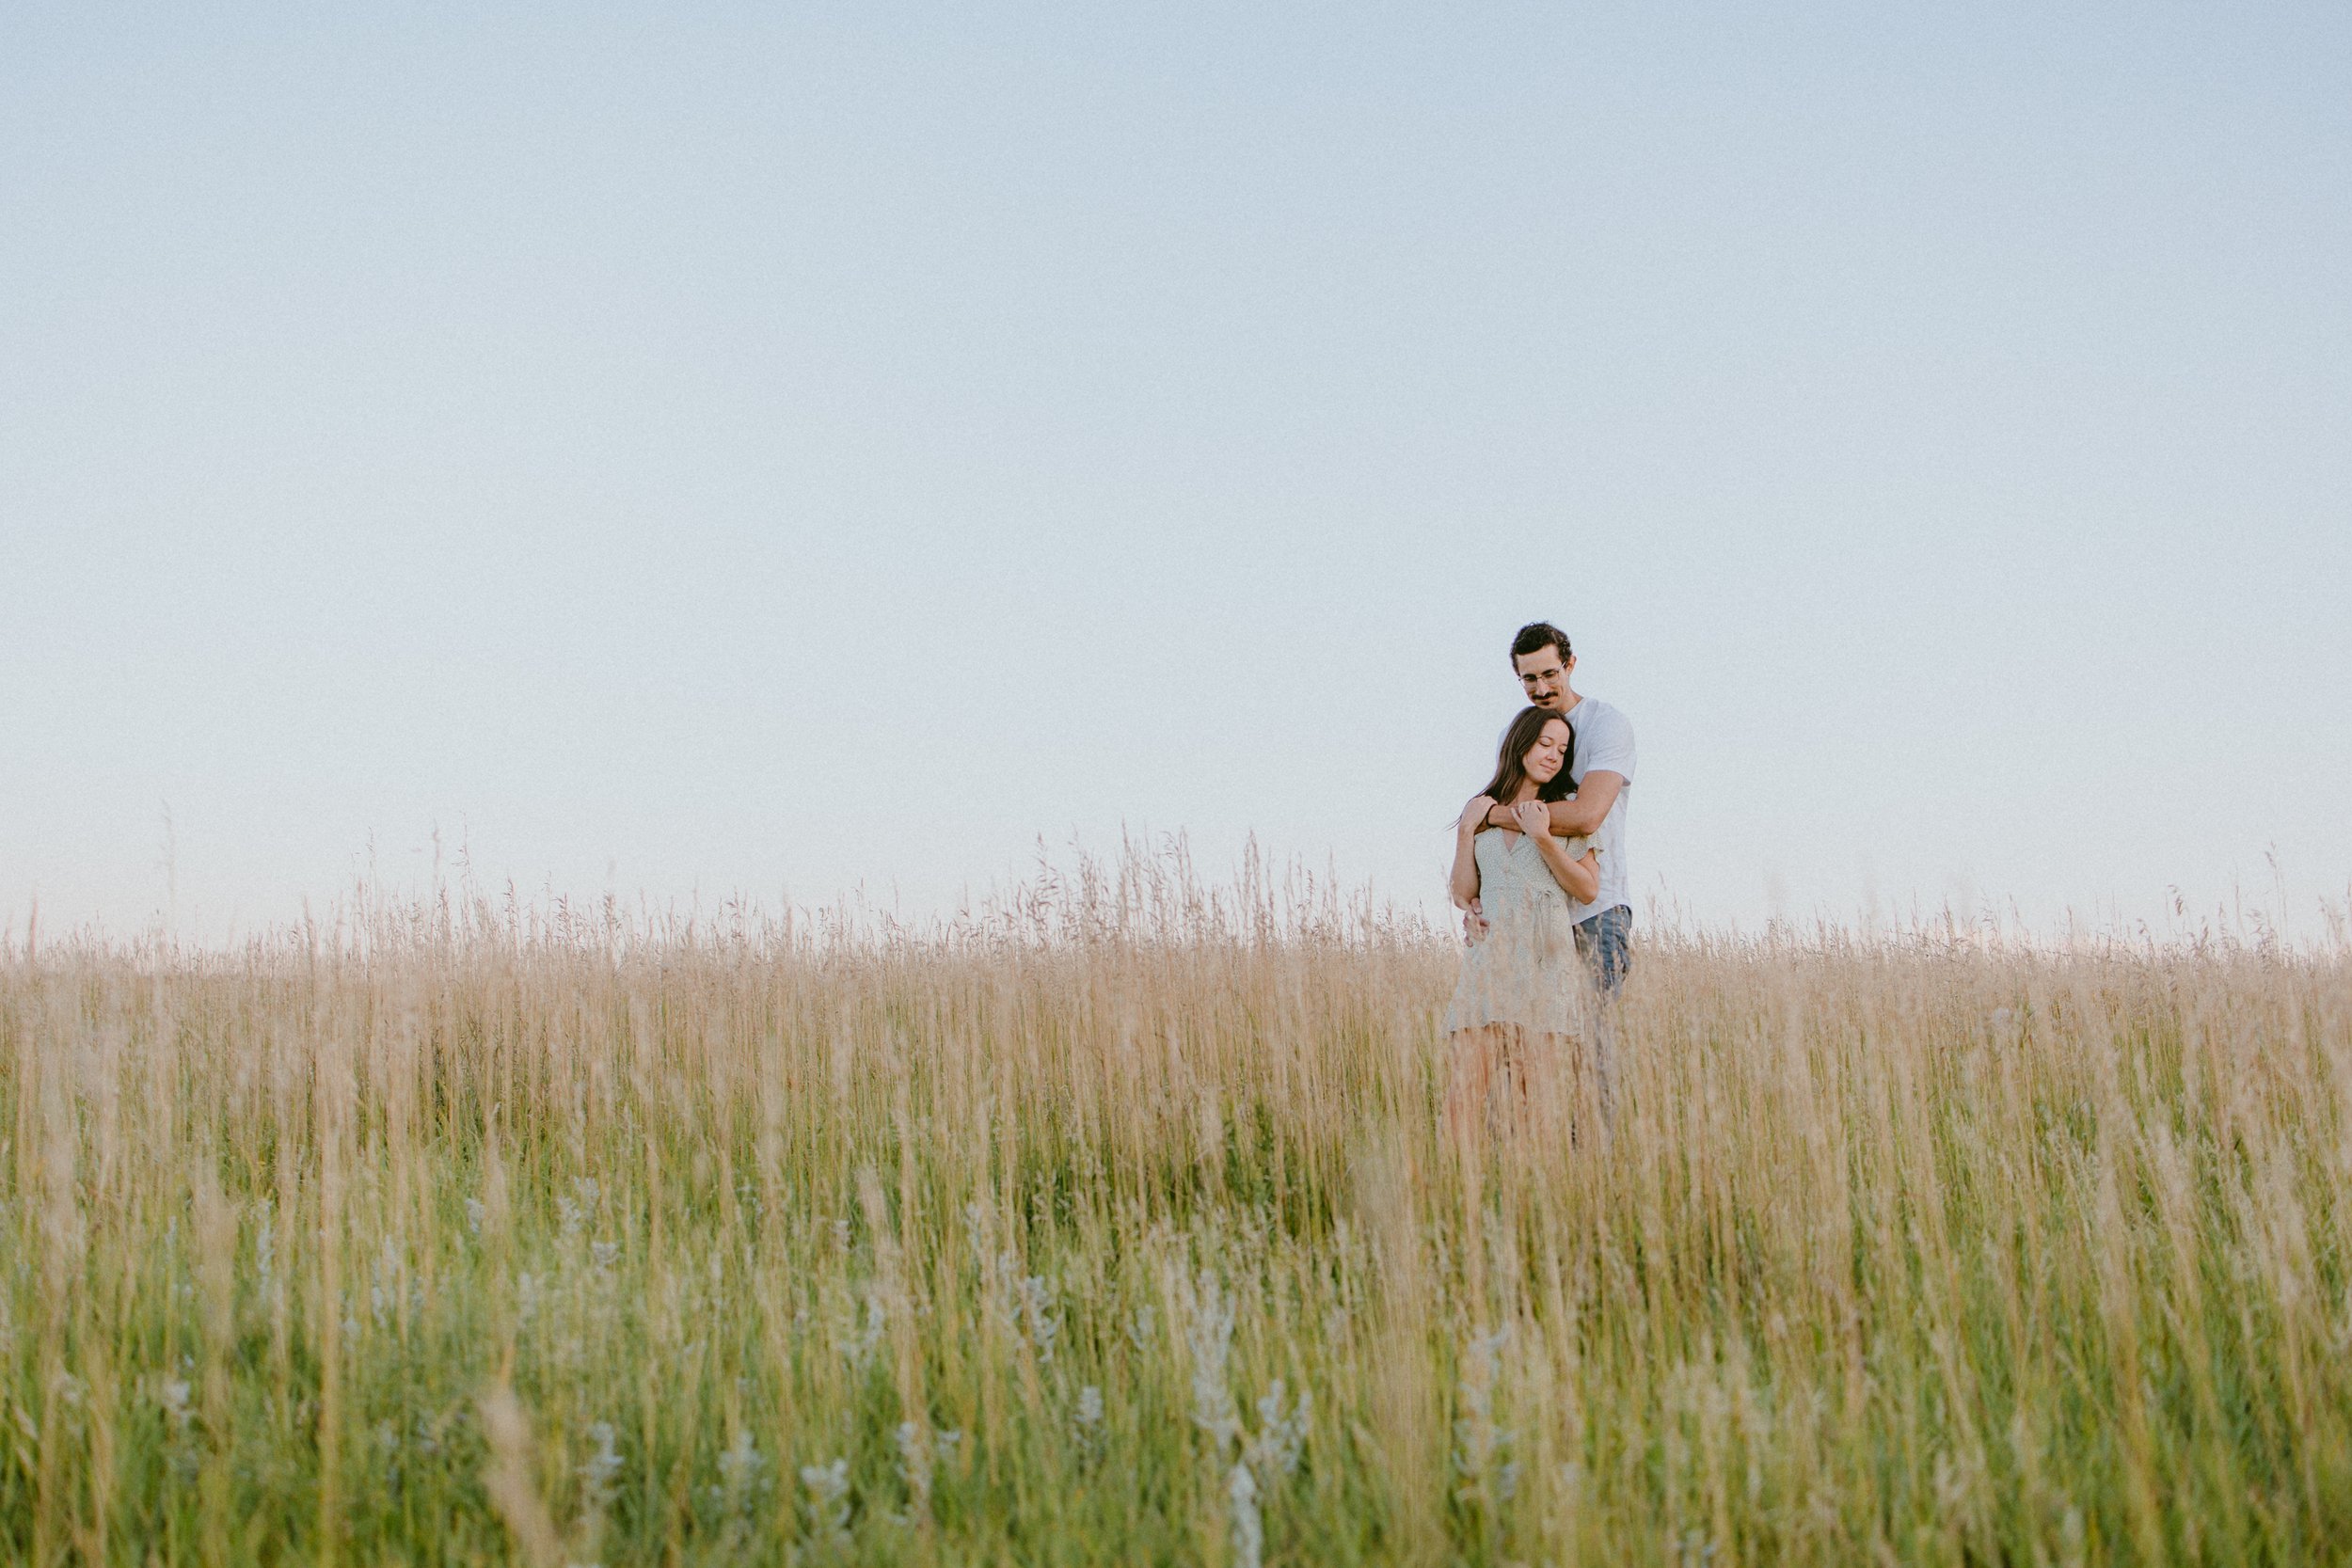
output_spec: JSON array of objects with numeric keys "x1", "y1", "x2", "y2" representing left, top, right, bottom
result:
[{"x1": 3, "y1": 847, "x2": 2349, "y2": 1564}]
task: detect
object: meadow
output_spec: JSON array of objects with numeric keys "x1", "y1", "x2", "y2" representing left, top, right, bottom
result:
[{"x1": 4, "y1": 850, "x2": 2349, "y2": 1565}]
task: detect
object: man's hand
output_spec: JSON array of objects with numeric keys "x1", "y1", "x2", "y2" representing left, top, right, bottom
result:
[
  {"x1": 1511, "y1": 799, "x2": 1550, "y2": 837},
  {"x1": 1462, "y1": 898, "x2": 1488, "y2": 945}
]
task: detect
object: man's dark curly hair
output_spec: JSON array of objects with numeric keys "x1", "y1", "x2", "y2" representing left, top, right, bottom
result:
[{"x1": 1509, "y1": 621, "x2": 1572, "y2": 666}]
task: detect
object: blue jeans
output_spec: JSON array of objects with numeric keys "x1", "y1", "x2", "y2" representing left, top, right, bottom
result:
[
  {"x1": 1572, "y1": 905, "x2": 1630, "y2": 1122},
  {"x1": 1573, "y1": 904, "x2": 1632, "y2": 997}
]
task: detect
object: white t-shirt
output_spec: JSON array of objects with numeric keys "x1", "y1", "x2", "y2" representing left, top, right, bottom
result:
[{"x1": 1560, "y1": 694, "x2": 1634, "y2": 923}]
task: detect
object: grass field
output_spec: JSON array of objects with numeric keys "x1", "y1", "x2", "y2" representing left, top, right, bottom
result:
[{"x1": 5, "y1": 851, "x2": 2349, "y2": 1565}]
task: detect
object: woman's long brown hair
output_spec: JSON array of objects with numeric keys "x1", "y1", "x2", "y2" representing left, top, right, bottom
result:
[{"x1": 1473, "y1": 706, "x2": 1577, "y2": 822}]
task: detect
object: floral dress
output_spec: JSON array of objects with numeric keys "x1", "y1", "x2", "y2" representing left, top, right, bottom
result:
[{"x1": 1442, "y1": 828, "x2": 1596, "y2": 1038}]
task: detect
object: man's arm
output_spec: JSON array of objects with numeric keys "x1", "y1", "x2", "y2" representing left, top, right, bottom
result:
[{"x1": 1486, "y1": 771, "x2": 1624, "y2": 838}]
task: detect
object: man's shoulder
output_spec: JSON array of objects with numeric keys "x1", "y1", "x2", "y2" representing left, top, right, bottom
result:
[
  {"x1": 1571, "y1": 695, "x2": 1635, "y2": 785},
  {"x1": 1573, "y1": 695, "x2": 1633, "y2": 736}
]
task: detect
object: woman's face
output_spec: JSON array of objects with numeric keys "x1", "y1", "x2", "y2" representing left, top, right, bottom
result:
[{"x1": 1522, "y1": 719, "x2": 1571, "y2": 785}]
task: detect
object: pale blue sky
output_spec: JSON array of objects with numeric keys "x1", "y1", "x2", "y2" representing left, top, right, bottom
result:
[{"x1": 5, "y1": 2, "x2": 2347, "y2": 940}]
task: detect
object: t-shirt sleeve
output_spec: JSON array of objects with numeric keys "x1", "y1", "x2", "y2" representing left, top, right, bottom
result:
[{"x1": 1577, "y1": 705, "x2": 1636, "y2": 784}]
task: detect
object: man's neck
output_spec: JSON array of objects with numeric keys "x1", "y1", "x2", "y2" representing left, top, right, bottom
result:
[{"x1": 1547, "y1": 689, "x2": 1584, "y2": 716}]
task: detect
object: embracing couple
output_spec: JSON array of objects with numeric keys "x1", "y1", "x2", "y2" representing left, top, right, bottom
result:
[{"x1": 1442, "y1": 622, "x2": 1636, "y2": 1142}]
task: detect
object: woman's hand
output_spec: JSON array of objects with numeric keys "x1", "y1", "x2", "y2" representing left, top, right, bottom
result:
[
  {"x1": 1459, "y1": 795, "x2": 1498, "y2": 835},
  {"x1": 1511, "y1": 798, "x2": 1551, "y2": 837}
]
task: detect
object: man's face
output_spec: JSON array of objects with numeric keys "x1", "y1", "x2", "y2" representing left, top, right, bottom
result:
[{"x1": 1514, "y1": 647, "x2": 1573, "y2": 711}]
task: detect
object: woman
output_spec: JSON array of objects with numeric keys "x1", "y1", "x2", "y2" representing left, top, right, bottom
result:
[{"x1": 1444, "y1": 705, "x2": 1602, "y2": 1143}]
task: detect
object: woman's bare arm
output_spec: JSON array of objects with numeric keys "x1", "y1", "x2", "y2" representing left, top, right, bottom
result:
[
  {"x1": 1451, "y1": 796, "x2": 1493, "y2": 909},
  {"x1": 1510, "y1": 799, "x2": 1600, "y2": 903},
  {"x1": 1538, "y1": 845, "x2": 1600, "y2": 905}
]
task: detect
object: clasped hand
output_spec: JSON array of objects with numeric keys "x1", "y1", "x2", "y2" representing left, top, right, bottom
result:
[{"x1": 1460, "y1": 794, "x2": 1552, "y2": 839}]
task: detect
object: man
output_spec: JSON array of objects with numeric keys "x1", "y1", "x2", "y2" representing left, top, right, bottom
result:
[{"x1": 1467, "y1": 622, "x2": 1636, "y2": 997}]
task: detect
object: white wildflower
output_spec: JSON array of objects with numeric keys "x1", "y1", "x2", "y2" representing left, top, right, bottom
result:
[
  {"x1": 557, "y1": 1179, "x2": 600, "y2": 1242},
  {"x1": 1676, "y1": 1528, "x2": 1721, "y2": 1565},
  {"x1": 157, "y1": 1377, "x2": 195, "y2": 1433},
  {"x1": 1017, "y1": 1273, "x2": 1061, "y2": 1363},
  {"x1": 155, "y1": 1376, "x2": 199, "y2": 1480},
  {"x1": 893, "y1": 1421, "x2": 932, "y2": 1520},
  {"x1": 567, "y1": 1418, "x2": 624, "y2": 1566},
  {"x1": 1178, "y1": 1270, "x2": 1241, "y2": 1452},
  {"x1": 1453, "y1": 1326, "x2": 1517, "y2": 1501},
  {"x1": 1247, "y1": 1379, "x2": 1311, "y2": 1477},
  {"x1": 718, "y1": 1429, "x2": 766, "y2": 1496},
  {"x1": 578, "y1": 1420, "x2": 623, "y2": 1510},
  {"x1": 972, "y1": 1242, "x2": 1062, "y2": 1362},
  {"x1": 1227, "y1": 1461, "x2": 1263, "y2": 1568},
  {"x1": 799, "y1": 1455, "x2": 850, "y2": 1544},
  {"x1": 837, "y1": 1291, "x2": 886, "y2": 1371},
  {"x1": 465, "y1": 1196, "x2": 486, "y2": 1236}
]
